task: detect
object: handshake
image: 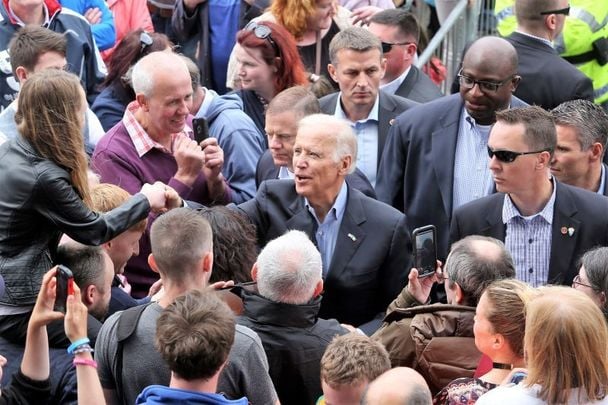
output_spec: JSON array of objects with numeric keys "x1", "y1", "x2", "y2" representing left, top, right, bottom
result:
[{"x1": 139, "y1": 182, "x2": 183, "y2": 213}]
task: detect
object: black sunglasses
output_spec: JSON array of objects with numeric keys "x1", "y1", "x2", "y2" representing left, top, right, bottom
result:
[
  {"x1": 244, "y1": 22, "x2": 280, "y2": 57},
  {"x1": 381, "y1": 41, "x2": 415, "y2": 53},
  {"x1": 487, "y1": 146, "x2": 550, "y2": 163},
  {"x1": 540, "y1": 5, "x2": 570, "y2": 15},
  {"x1": 139, "y1": 31, "x2": 153, "y2": 54}
]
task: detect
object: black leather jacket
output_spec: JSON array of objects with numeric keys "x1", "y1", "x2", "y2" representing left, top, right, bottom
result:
[{"x1": 0, "y1": 137, "x2": 150, "y2": 306}]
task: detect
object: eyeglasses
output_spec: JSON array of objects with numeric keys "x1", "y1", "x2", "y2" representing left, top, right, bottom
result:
[
  {"x1": 458, "y1": 69, "x2": 515, "y2": 93},
  {"x1": 244, "y1": 22, "x2": 280, "y2": 57},
  {"x1": 540, "y1": 5, "x2": 570, "y2": 15},
  {"x1": 487, "y1": 146, "x2": 550, "y2": 163},
  {"x1": 139, "y1": 32, "x2": 153, "y2": 55},
  {"x1": 381, "y1": 41, "x2": 415, "y2": 53},
  {"x1": 572, "y1": 274, "x2": 595, "y2": 289}
]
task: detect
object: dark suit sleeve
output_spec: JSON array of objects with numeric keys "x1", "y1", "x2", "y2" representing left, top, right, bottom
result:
[
  {"x1": 376, "y1": 121, "x2": 408, "y2": 212},
  {"x1": 448, "y1": 208, "x2": 463, "y2": 249},
  {"x1": 235, "y1": 182, "x2": 269, "y2": 246},
  {"x1": 381, "y1": 215, "x2": 412, "y2": 310},
  {"x1": 574, "y1": 76, "x2": 595, "y2": 103}
]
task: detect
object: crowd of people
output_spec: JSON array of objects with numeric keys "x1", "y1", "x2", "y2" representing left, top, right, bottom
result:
[{"x1": 0, "y1": 0, "x2": 607, "y2": 403}]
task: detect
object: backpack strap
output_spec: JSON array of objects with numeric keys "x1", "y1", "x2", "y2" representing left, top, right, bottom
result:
[{"x1": 114, "y1": 302, "x2": 153, "y2": 405}]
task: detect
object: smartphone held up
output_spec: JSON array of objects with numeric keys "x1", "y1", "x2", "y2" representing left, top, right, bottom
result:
[
  {"x1": 412, "y1": 225, "x2": 437, "y2": 278},
  {"x1": 54, "y1": 265, "x2": 74, "y2": 313}
]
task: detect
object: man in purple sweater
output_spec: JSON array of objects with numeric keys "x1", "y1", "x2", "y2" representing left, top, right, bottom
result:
[{"x1": 91, "y1": 51, "x2": 232, "y2": 297}]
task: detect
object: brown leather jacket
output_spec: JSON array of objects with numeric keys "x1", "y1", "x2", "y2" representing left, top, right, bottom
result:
[{"x1": 372, "y1": 289, "x2": 481, "y2": 394}]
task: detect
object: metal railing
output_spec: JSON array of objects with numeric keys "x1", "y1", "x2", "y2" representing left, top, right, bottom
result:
[{"x1": 414, "y1": 0, "x2": 495, "y2": 94}]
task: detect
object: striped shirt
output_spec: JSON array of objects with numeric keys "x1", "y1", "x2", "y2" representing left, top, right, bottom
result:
[
  {"x1": 502, "y1": 182, "x2": 556, "y2": 287},
  {"x1": 452, "y1": 109, "x2": 494, "y2": 210}
]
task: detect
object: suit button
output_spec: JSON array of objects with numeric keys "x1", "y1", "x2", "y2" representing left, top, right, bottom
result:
[{"x1": 528, "y1": 268, "x2": 533, "y2": 274}]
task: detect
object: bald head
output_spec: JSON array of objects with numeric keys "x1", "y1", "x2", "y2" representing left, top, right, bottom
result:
[
  {"x1": 362, "y1": 368, "x2": 431, "y2": 405},
  {"x1": 463, "y1": 36, "x2": 518, "y2": 74},
  {"x1": 131, "y1": 51, "x2": 189, "y2": 98}
]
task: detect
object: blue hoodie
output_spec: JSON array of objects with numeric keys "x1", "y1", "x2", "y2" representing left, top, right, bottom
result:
[
  {"x1": 136, "y1": 385, "x2": 248, "y2": 405},
  {"x1": 198, "y1": 89, "x2": 267, "y2": 204}
]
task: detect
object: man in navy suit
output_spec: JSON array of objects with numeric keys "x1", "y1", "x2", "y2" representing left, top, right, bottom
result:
[
  {"x1": 376, "y1": 36, "x2": 525, "y2": 260},
  {"x1": 368, "y1": 8, "x2": 443, "y2": 103},
  {"x1": 550, "y1": 99, "x2": 608, "y2": 196},
  {"x1": 450, "y1": 106, "x2": 608, "y2": 287},
  {"x1": 255, "y1": 86, "x2": 376, "y2": 198},
  {"x1": 238, "y1": 114, "x2": 412, "y2": 334},
  {"x1": 319, "y1": 26, "x2": 418, "y2": 188},
  {"x1": 506, "y1": 0, "x2": 593, "y2": 109}
]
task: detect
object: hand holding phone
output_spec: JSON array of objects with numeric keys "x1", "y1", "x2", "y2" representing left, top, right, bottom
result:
[
  {"x1": 54, "y1": 265, "x2": 74, "y2": 313},
  {"x1": 192, "y1": 118, "x2": 209, "y2": 144},
  {"x1": 412, "y1": 225, "x2": 437, "y2": 278}
]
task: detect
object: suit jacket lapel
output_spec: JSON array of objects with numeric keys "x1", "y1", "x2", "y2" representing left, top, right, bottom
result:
[
  {"x1": 431, "y1": 98, "x2": 462, "y2": 218},
  {"x1": 396, "y1": 68, "x2": 416, "y2": 99},
  {"x1": 326, "y1": 189, "x2": 366, "y2": 281},
  {"x1": 483, "y1": 195, "x2": 506, "y2": 240},
  {"x1": 548, "y1": 184, "x2": 580, "y2": 284},
  {"x1": 285, "y1": 197, "x2": 317, "y2": 240},
  {"x1": 377, "y1": 91, "x2": 396, "y2": 163}
]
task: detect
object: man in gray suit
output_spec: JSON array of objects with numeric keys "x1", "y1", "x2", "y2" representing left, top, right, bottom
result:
[
  {"x1": 376, "y1": 36, "x2": 525, "y2": 261},
  {"x1": 368, "y1": 9, "x2": 443, "y2": 103},
  {"x1": 319, "y1": 26, "x2": 418, "y2": 187}
]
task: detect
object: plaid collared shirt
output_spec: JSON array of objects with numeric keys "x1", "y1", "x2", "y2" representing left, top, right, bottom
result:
[
  {"x1": 502, "y1": 181, "x2": 556, "y2": 287},
  {"x1": 122, "y1": 101, "x2": 193, "y2": 158}
]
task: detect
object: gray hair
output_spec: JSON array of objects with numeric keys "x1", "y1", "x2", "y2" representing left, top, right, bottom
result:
[
  {"x1": 266, "y1": 86, "x2": 320, "y2": 119},
  {"x1": 256, "y1": 230, "x2": 322, "y2": 305},
  {"x1": 552, "y1": 100, "x2": 608, "y2": 153},
  {"x1": 446, "y1": 235, "x2": 516, "y2": 306},
  {"x1": 298, "y1": 113, "x2": 358, "y2": 174},
  {"x1": 131, "y1": 51, "x2": 188, "y2": 97},
  {"x1": 329, "y1": 26, "x2": 383, "y2": 65}
]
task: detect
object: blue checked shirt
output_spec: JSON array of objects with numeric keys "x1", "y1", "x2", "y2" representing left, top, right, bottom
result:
[
  {"x1": 334, "y1": 95, "x2": 379, "y2": 187},
  {"x1": 452, "y1": 109, "x2": 494, "y2": 211},
  {"x1": 306, "y1": 182, "x2": 348, "y2": 277},
  {"x1": 503, "y1": 182, "x2": 556, "y2": 287}
]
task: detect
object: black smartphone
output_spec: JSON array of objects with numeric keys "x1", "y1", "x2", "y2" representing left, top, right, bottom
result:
[
  {"x1": 54, "y1": 265, "x2": 74, "y2": 313},
  {"x1": 412, "y1": 225, "x2": 437, "y2": 278},
  {"x1": 192, "y1": 117, "x2": 209, "y2": 144}
]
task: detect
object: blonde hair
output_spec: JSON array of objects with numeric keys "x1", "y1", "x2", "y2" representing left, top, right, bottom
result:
[
  {"x1": 525, "y1": 286, "x2": 608, "y2": 404},
  {"x1": 270, "y1": 0, "x2": 333, "y2": 39},
  {"x1": 90, "y1": 184, "x2": 147, "y2": 233},
  {"x1": 16, "y1": 69, "x2": 90, "y2": 206},
  {"x1": 483, "y1": 279, "x2": 535, "y2": 358}
]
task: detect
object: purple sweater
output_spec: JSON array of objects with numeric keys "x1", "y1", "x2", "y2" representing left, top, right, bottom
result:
[{"x1": 91, "y1": 121, "x2": 231, "y2": 296}]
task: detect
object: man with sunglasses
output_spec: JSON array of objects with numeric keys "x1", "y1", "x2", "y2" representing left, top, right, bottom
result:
[
  {"x1": 377, "y1": 36, "x2": 526, "y2": 263},
  {"x1": 367, "y1": 9, "x2": 442, "y2": 103},
  {"x1": 450, "y1": 106, "x2": 608, "y2": 288},
  {"x1": 504, "y1": 0, "x2": 593, "y2": 109}
]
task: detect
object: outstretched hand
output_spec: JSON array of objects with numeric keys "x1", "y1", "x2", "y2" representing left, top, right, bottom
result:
[
  {"x1": 28, "y1": 267, "x2": 65, "y2": 330},
  {"x1": 407, "y1": 260, "x2": 444, "y2": 304},
  {"x1": 64, "y1": 283, "x2": 88, "y2": 343}
]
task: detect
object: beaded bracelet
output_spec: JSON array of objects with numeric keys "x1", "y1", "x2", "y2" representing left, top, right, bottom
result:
[
  {"x1": 73, "y1": 344, "x2": 94, "y2": 355},
  {"x1": 73, "y1": 358, "x2": 97, "y2": 369},
  {"x1": 67, "y1": 337, "x2": 90, "y2": 354}
]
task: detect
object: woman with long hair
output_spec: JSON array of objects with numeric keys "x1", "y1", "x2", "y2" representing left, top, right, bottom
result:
[
  {"x1": 434, "y1": 279, "x2": 535, "y2": 404},
  {"x1": 0, "y1": 69, "x2": 169, "y2": 344},
  {"x1": 91, "y1": 29, "x2": 173, "y2": 131},
  {"x1": 233, "y1": 21, "x2": 309, "y2": 134},
  {"x1": 477, "y1": 286, "x2": 608, "y2": 404}
]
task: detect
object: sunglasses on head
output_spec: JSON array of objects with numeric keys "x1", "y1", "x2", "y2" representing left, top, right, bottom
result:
[
  {"x1": 487, "y1": 146, "x2": 550, "y2": 163},
  {"x1": 540, "y1": 5, "x2": 570, "y2": 15},
  {"x1": 381, "y1": 41, "x2": 415, "y2": 53},
  {"x1": 244, "y1": 22, "x2": 280, "y2": 57},
  {"x1": 139, "y1": 31, "x2": 153, "y2": 55}
]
